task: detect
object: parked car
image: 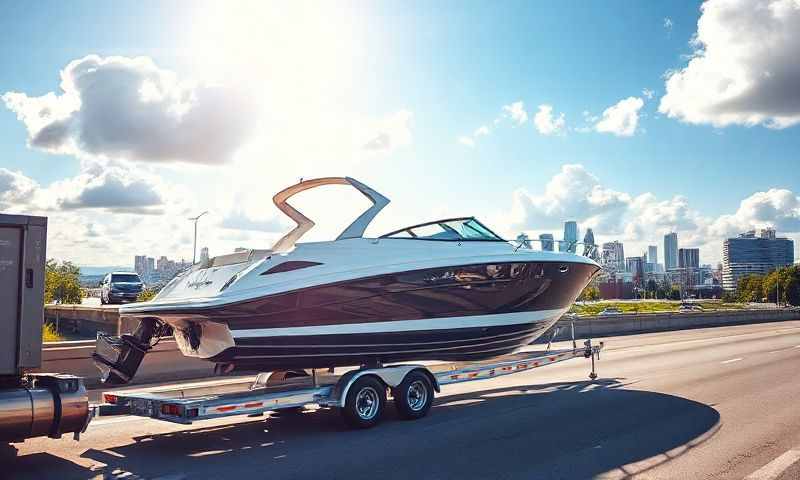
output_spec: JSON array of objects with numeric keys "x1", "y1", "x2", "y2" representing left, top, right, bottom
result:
[
  {"x1": 599, "y1": 307, "x2": 623, "y2": 316},
  {"x1": 101, "y1": 272, "x2": 144, "y2": 305},
  {"x1": 678, "y1": 303, "x2": 703, "y2": 313}
]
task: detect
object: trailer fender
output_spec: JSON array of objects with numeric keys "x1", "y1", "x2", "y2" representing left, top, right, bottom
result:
[{"x1": 334, "y1": 365, "x2": 439, "y2": 408}]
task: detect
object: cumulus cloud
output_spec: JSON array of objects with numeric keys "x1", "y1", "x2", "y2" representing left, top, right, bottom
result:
[
  {"x1": 474, "y1": 125, "x2": 490, "y2": 137},
  {"x1": 533, "y1": 104, "x2": 566, "y2": 136},
  {"x1": 659, "y1": 0, "x2": 800, "y2": 129},
  {"x1": 220, "y1": 209, "x2": 284, "y2": 232},
  {"x1": 0, "y1": 168, "x2": 39, "y2": 209},
  {"x1": 502, "y1": 101, "x2": 528, "y2": 125},
  {"x1": 362, "y1": 109, "x2": 413, "y2": 153},
  {"x1": 57, "y1": 169, "x2": 164, "y2": 213},
  {"x1": 595, "y1": 97, "x2": 644, "y2": 137},
  {"x1": 500, "y1": 164, "x2": 800, "y2": 263},
  {"x1": 458, "y1": 136, "x2": 475, "y2": 148},
  {"x1": 2, "y1": 55, "x2": 257, "y2": 164}
]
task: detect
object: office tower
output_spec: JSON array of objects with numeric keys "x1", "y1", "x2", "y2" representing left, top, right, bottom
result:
[
  {"x1": 560, "y1": 221, "x2": 578, "y2": 253},
  {"x1": 582, "y1": 228, "x2": 597, "y2": 258},
  {"x1": 722, "y1": 229, "x2": 794, "y2": 290},
  {"x1": 678, "y1": 248, "x2": 700, "y2": 269},
  {"x1": 664, "y1": 232, "x2": 678, "y2": 270},
  {"x1": 647, "y1": 245, "x2": 657, "y2": 265},
  {"x1": 538, "y1": 233, "x2": 554, "y2": 251},
  {"x1": 601, "y1": 241, "x2": 625, "y2": 273}
]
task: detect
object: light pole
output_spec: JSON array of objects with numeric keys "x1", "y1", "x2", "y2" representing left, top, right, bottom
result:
[{"x1": 189, "y1": 211, "x2": 208, "y2": 264}]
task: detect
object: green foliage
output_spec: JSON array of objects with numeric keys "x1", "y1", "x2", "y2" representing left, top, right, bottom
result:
[
  {"x1": 733, "y1": 265, "x2": 800, "y2": 305},
  {"x1": 44, "y1": 259, "x2": 83, "y2": 304},
  {"x1": 42, "y1": 322, "x2": 62, "y2": 342},
  {"x1": 137, "y1": 288, "x2": 158, "y2": 302},
  {"x1": 569, "y1": 300, "x2": 744, "y2": 316},
  {"x1": 577, "y1": 285, "x2": 600, "y2": 301}
]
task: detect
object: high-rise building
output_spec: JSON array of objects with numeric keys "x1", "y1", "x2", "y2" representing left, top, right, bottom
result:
[
  {"x1": 134, "y1": 255, "x2": 147, "y2": 277},
  {"x1": 560, "y1": 221, "x2": 578, "y2": 253},
  {"x1": 582, "y1": 228, "x2": 596, "y2": 258},
  {"x1": 601, "y1": 241, "x2": 625, "y2": 273},
  {"x1": 722, "y1": 229, "x2": 794, "y2": 291},
  {"x1": 200, "y1": 247, "x2": 210, "y2": 264},
  {"x1": 678, "y1": 248, "x2": 700, "y2": 269},
  {"x1": 647, "y1": 245, "x2": 658, "y2": 265},
  {"x1": 538, "y1": 233, "x2": 554, "y2": 251},
  {"x1": 626, "y1": 256, "x2": 644, "y2": 286},
  {"x1": 664, "y1": 232, "x2": 678, "y2": 270}
]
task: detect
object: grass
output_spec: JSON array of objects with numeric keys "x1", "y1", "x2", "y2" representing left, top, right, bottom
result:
[
  {"x1": 569, "y1": 300, "x2": 747, "y2": 316},
  {"x1": 42, "y1": 322, "x2": 63, "y2": 342}
]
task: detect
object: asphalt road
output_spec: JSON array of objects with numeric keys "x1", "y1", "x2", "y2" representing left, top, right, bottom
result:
[{"x1": 7, "y1": 321, "x2": 800, "y2": 480}]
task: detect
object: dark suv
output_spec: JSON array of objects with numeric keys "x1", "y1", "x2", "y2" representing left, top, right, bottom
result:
[{"x1": 101, "y1": 272, "x2": 144, "y2": 305}]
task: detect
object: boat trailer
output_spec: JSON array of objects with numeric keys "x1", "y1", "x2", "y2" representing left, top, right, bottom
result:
[{"x1": 95, "y1": 338, "x2": 603, "y2": 429}]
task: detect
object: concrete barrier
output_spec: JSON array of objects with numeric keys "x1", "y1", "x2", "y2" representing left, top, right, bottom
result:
[
  {"x1": 39, "y1": 338, "x2": 214, "y2": 388},
  {"x1": 44, "y1": 304, "x2": 121, "y2": 337},
  {"x1": 543, "y1": 308, "x2": 800, "y2": 342}
]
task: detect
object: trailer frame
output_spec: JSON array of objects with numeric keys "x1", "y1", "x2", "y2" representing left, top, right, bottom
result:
[{"x1": 95, "y1": 337, "x2": 603, "y2": 429}]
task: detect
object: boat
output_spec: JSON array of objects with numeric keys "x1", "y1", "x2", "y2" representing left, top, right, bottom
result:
[{"x1": 93, "y1": 177, "x2": 600, "y2": 385}]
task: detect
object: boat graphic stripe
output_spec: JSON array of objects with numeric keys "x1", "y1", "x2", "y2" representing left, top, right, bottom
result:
[{"x1": 229, "y1": 309, "x2": 565, "y2": 338}]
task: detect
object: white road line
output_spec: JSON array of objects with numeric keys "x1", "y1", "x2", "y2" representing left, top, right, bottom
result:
[
  {"x1": 721, "y1": 357, "x2": 743, "y2": 364},
  {"x1": 768, "y1": 350, "x2": 786, "y2": 354},
  {"x1": 745, "y1": 449, "x2": 800, "y2": 480}
]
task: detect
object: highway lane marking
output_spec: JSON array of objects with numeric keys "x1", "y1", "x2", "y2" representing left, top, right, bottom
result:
[
  {"x1": 721, "y1": 357, "x2": 743, "y2": 364},
  {"x1": 745, "y1": 449, "x2": 800, "y2": 480}
]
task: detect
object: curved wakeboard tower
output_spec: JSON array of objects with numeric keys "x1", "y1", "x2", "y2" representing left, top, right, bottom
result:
[{"x1": 270, "y1": 177, "x2": 390, "y2": 252}]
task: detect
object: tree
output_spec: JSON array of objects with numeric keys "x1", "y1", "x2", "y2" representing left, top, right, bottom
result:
[
  {"x1": 736, "y1": 274, "x2": 764, "y2": 303},
  {"x1": 577, "y1": 285, "x2": 600, "y2": 301},
  {"x1": 44, "y1": 259, "x2": 83, "y2": 304}
]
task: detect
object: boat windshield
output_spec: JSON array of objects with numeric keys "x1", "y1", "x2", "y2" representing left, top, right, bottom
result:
[{"x1": 381, "y1": 217, "x2": 505, "y2": 242}]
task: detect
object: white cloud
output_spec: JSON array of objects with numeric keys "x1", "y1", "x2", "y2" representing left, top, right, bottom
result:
[
  {"x1": 533, "y1": 104, "x2": 566, "y2": 136},
  {"x1": 2, "y1": 55, "x2": 257, "y2": 164},
  {"x1": 502, "y1": 101, "x2": 528, "y2": 125},
  {"x1": 499, "y1": 164, "x2": 800, "y2": 264},
  {"x1": 659, "y1": 0, "x2": 800, "y2": 129},
  {"x1": 595, "y1": 97, "x2": 644, "y2": 137},
  {"x1": 663, "y1": 17, "x2": 674, "y2": 30},
  {"x1": 0, "y1": 168, "x2": 39, "y2": 210},
  {"x1": 642, "y1": 88, "x2": 655, "y2": 100},
  {"x1": 474, "y1": 125, "x2": 490, "y2": 137},
  {"x1": 55, "y1": 166, "x2": 165, "y2": 213},
  {"x1": 458, "y1": 136, "x2": 475, "y2": 148},
  {"x1": 362, "y1": 109, "x2": 414, "y2": 153}
]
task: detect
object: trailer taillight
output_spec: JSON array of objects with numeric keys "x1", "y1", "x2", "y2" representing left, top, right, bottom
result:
[
  {"x1": 104, "y1": 394, "x2": 118, "y2": 404},
  {"x1": 161, "y1": 404, "x2": 181, "y2": 416}
]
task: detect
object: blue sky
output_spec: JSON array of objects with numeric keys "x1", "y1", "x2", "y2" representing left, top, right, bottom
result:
[{"x1": 1, "y1": 0, "x2": 799, "y2": 266}]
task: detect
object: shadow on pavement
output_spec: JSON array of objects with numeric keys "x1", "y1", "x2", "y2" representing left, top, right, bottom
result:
[{"x1": 9, "y1": 378, "x2": 720, "y2": 480}]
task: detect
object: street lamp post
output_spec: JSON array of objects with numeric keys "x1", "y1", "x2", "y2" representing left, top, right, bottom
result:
[{"x1": 189, "y1": 211, "x2": 208, "y2": 264}]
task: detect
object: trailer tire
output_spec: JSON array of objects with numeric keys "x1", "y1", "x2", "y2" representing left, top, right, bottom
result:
[
  {"x1": 342, "y1": 376, "x2": 385, "y2": 429},
  {"x1": 393, "y1": 371, "x2": 434, "y2": 420}
]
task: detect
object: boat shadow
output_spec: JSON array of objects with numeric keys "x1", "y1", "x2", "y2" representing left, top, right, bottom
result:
[{"x1": 12, "y1": 377, "x2": 720, "y2": 479}]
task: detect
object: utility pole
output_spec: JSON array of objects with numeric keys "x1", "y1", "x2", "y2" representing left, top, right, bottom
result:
[{"x1": 189, "y1": 211, "x2": 208, "y2": 264}]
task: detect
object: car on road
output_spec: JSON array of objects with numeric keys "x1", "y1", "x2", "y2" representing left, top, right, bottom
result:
[
  {"x1": 599, "y1": 307, "x2": 624, "y2": 315},
  {"x1": 678, "y1": 303, "x2": 703, "y2": 313},
  {"x1": 100, "y1": 272, "x2": 144, "y2": 305}
]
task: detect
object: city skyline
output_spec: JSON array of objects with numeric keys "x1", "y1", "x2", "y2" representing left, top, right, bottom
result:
[{"x1": 1, "y1": 1, "x2": 800, "y2": 267}]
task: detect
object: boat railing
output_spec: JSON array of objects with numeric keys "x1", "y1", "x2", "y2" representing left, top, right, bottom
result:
[{"x1": 514, "y1": 234, "x2": 599, "y2": 259}]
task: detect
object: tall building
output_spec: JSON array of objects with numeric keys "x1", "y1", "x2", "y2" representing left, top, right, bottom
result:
[
  {"x1": 200, "y1": 247, "x2": 210, "y2": 264},
  {"x1": 647, "y1": 245, "x2": 658, "y2": 265},
  {"x1": 601, "y1": 241, "x2": 625, "y2": 273},
  {"x1": 626, "y1": 256, "x2": 644, "y2": 286},
  {"x1": 582, "y1": 228, "x2": 596, "y2": 258},
  {"x1": 664, "y1": 232, "x2": 678, "y2": 270},
  {"x1": 539, "y1": 233, "x2": 554, "y2": 251},
  {"x1": 559, "y1": 221, "x2": 578, "y2": 253},
  {"x1": 722, "y1": 229, "x2": 794, "y2": 291},
  {"x1": 678, "y1": 248, "x2": 700, "y2": 269},
  {"x1": 134, "y1": 255, "x2": 147, "y2": 277}
]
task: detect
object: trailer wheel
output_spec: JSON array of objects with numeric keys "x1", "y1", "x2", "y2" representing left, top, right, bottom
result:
[
  {"x1": 342, "y1": 376, "x2": 385, "y2": 429},
  {"x1": 393, "y1": 371, "x2": 434, "y2": 420}
]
